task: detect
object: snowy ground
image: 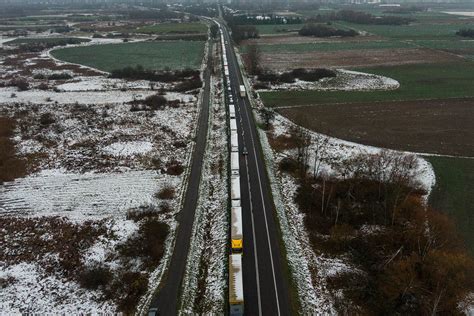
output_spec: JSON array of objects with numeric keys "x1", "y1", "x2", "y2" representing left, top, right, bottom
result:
[
  {"x1": 0, "y1": 34, "x2": 202, "y2": 313},
  {"x1": 255, "y1": 69, "x2": 400, "y2": 92}
]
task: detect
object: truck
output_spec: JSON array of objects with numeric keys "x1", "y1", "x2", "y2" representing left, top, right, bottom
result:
[
  {"x1": 230, "y1": 132, "x2": 238, "y2": 152},
  {"x1": 231, "y1": 151, "x2": 239, "y2": 176},
  {"x1": 228, "y1": 104, "x2": 236, "y2": 119},
  {"x1": 239, "y1": 85, "x2": 246, "y2": 98},
  {"x1": 231, "y1": 207, "x2": 243, "y2": 253},
  {"x1": 229, "y1": 118, "x2": 237, "y2": 132},
  {"x1": 229, "y1": 254, "x2": 244, "y2": 316},
  {"x1": 230, "y1": 176, "x2": 241, "y2": 207}
]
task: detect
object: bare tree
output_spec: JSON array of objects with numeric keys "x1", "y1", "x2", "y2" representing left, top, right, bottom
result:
[
  {"x1": 311, "y1": 133, "x2": 330, "y2": 179},
  {"x1": 260, "y1": 107, "x2": 275, "y2": 130}
]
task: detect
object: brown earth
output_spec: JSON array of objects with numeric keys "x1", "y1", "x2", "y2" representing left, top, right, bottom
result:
[
  {"x1": 277, "y1": 98, "x2": 474, "y2": 156},
  {"x1": 261, "y1": 48, "x2": 462, "y2": 70}
]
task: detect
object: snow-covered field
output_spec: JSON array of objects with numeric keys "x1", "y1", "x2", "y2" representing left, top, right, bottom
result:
[
  {"x1": 0, "y1": 169, "x2": 178, "y2": 219},
  {"x1": 256, "y1": 69, "x2": 400, "y2": 92},
  {"x1": 0, "y1": 33, "x2": 202, "y2": 313}
]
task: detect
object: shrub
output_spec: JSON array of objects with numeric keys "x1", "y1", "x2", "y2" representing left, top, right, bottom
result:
[
  {"x1": 118, "y1": 218, "x2": 169, "y2": 271},
  {"x1": 165, "y1": 160, "x2": 184, "y2": 175},
  {"x1": 159, "y1": 202, "x2": 173, "y2": 213},
  {"x1": 39, "y1": 113, "x2": 55, "y2": 126},
  {"x1": 78, "y1": 265, "x2": 113, "y2": 290},
  {"x1": 253, "y1": 82, "x2": 270, "y2": 90},
  {"x1": 456, "y1": 28, "x2": 474, "y2": 38},
  {"x1": 48, "y1": 73, "x2": 73, "y2": 80},
  {"x1": 278, "y1": 157, "x2": 299, "y2": 175},
  {"x1": 294, "y1": 68, "x2": 336, "y2": 82},
  {"x1": 9, "y1": 78, "x2": 29, "y2": 91},
  {"x1": 144, "y1": 94, "x2": 167, "y2": 110},
  {"x1": 279, "y1": 72, "x2": 295, "y2": 83},
  {"x1": 37, "y1": 82, "x2": 49, "y2": 90},
  {"x1": 106, "y1": 270, "x2": 149, "y2": 314},
  {"x1": 110, "y1": 65, "x2": 199, "y2": 83},
  {"x1": 173, "y1": 140, "x2": 187, "y2": 148},
  {"x1": 155, "y1": 186, "x2": 175, "y2": 200},
  {"x1": 173, "y1": 79, "x2": 202, "y2": 92}
]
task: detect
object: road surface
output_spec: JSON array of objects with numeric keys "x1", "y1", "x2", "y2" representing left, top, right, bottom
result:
[{"x1": 220, "y1": 21, "x2": 292, "y2": 316}]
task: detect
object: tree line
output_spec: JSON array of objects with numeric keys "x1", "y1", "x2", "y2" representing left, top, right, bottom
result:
[
  {"x1": 299, "y1": 23, "x2": 357, "y2": 38},
  {"x1": 267, "y1": 124, "x2": 474, "y2": 315},
  {"x1": 457, "y1": 28, "x2": 474, "y2": 38},
  {"x1": 109, "y1": 65, "x2": 200, "y2": 83},
  {"x1": 309, "y1": 9, "x2": 414, "y2": 25}
]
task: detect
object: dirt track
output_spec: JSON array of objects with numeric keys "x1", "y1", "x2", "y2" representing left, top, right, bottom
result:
[
  {"x1": 278, "y1": 98, "x2": 474, "y2": 157},
  {"x1": 261, "y1": 48, "x2": 462, "y2": 70}
]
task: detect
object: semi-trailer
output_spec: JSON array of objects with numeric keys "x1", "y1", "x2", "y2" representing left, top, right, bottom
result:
[
  {"x1": 229, "y1": 254, "x2": 244, "y2": 316},
  {"x1": 231, "y1": 151, "x2": 239, "y2": 175},
  {"x1": 230, "y1": 176, "x2": 241, "y2": 207},
  {"x1": 231, "y1": 206, "x2": 243, "y2": 253},
  {"x1": 239, "y1": 85, "x2": 246, "y2": 98}
]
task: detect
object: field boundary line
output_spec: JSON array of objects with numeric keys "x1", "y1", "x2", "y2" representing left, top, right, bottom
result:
[{"x1": 270, "y1": 95, "x2": 474, "y2": 110}]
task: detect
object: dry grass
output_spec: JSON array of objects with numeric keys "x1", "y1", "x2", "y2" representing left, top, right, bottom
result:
[
  {"x1": 0, "y1": 216, "x2": 108, "y2": 277},
  {"x1": 0, "y1": 117, "x2": 28, "y2": 184}
]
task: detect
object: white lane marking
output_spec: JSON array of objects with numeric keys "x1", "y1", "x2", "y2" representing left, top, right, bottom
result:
[{"x1": 244, "y1": 154, "x2": 263, "y2": 316}]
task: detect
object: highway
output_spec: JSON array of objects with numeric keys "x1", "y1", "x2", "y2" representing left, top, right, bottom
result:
[{"x1": 220, "y1": 22, "x2": 291, "y2": 315}]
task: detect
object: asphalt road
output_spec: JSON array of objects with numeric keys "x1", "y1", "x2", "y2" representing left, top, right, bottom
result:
[
  {"x1": 220, "y1": 22, "x2": 291, "y2": 316},
  {"x1": 148, "y1": 36, "x2": 213, "y2": 315}
]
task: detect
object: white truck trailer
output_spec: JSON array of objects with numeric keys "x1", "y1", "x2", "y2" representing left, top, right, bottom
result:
[
  {"x1": 239, "y1": 85, "x2": 246, "y2": 98},
  {"x1": 230, "y1": 176, "x2": 241, "y2": 207},
  {"x1": 228, "y1": 104, "x2": 236, "y2": 119},
  {"x1": 230, "y1": 118, "x2": 237, "y2": 132},
  {"x1": 230, "y1": 132, "x2": 238, "y2": 152},
  {"x1": 231, "y1": 151, "x2": 239, "y2": 176}
]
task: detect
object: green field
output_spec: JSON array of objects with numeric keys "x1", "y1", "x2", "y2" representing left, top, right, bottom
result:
[
  {"x1": 427, "y1": 156, "x2": 474, "y2": 255},
  {"x1": 135, "y1": 22, "x2": 207, "y2": 34},
  {"x1": 260, "y1": 62, "x2": 474, "y2": 107},
  {"x1": 337, "y1": 21, "x2": 474, "y2": 40},
  {"x1": 244, "y1": 40, "x2": 414, "y2": 53},
  {"x1": 51, "y1": 41, "x2": 205, "y2": 72},
  {"x1": 4, "y1": 37, "x2": 90, "y2": 45}
]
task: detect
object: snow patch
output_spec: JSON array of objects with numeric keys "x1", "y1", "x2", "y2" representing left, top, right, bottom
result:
[
  {"x1": 103, "y1": 141, "x2": 153, "y2": 157},
  {"x1": 0, "y1": 262, "x2": 115, "y2": 314},
  {"x1": 0, "y1": 169, "x2": 177, "y2": 221},
  {"x1": 257, "y1": 69, "x2": 399, "y2": 92}
]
